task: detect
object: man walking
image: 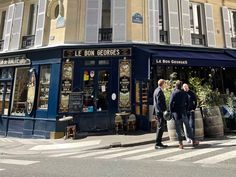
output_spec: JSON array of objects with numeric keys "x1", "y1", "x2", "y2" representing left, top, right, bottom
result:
[
  {"x1": 183, "y1": 83, "x2": 197, "y2": 143},
  {"x1": 153, "y1": 79, "x2": 168, "y2": 149},
  {"x1": 170, "y1": 80, "x2": 199, "y2": 149}
]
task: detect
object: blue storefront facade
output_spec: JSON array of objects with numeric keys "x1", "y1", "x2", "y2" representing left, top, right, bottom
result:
[{"x1": 0, "y1": 44, "x2": 236, "y2": 138}]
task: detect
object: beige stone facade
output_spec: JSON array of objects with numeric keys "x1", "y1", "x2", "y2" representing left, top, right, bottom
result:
[{"x1": 0, "y1": 0, "x2": 236, "y2": 51}]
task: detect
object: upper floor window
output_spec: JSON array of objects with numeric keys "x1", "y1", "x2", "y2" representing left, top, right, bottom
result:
[
  {"x1": 159, "y1": 0, "x2": 168, "y2": 43},
  {"x1": 229, "y1": 10, "x2": 236, "y2": 37},
  {"x1": 0, "y1": 10, "x2": 6, "y2": 40},
  {"x1": 99, "y1": 0, "x2": 112, "y2": 42},
  {"x1": 0, "y1": 10, "x2": 6, "y2": 50},
  {"x1": 27, "y1": 4, "x2": 38, "y2": 35},
  {"x1": 189, "y1": 2, "x2": 205, "y2": 45}
]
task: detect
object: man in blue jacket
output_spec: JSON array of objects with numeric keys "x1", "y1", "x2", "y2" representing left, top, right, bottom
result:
[
  {"x1": 170, "y1": 80, "x2": 199, "y2": 149},
  {"x1": 153, "y1": 79, "x2": 168, "y2": 149}
]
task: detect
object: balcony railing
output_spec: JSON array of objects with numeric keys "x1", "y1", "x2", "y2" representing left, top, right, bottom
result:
[
  {"x1": 99, "y1": 28, "x2": 112, "y2": 42},
  {"x1": 160, "y1": 30, "x2": 168, "y2": 43},
  {"x1": 21, "y1": 35, "x2": 35, "y2": 49},
  {"x1": 232, "y1": 37, "x2": 236, "y2": 48},
  {"x1": 0, "y1": 40, "x2": 4, "y2": 51},
  {"x1": 191, "y1": 33, "x2": 205, "y2": 46}
]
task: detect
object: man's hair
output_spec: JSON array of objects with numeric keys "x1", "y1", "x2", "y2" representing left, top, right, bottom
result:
[
  {"x1": 175, "y1": 80, "x2": 183, "y2": 89},
  {"x1": 158, "y1": 79, "x2": 165, "y2": 87}
]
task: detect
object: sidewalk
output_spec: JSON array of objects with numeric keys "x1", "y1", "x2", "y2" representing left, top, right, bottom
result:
[{"x1": 0, "y1": 131, "x2": 169, "y2": 155}]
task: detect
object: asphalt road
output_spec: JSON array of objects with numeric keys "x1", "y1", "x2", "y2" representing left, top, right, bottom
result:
[{"x1": 1, "y1": 138, "x2": 236, "y2": 177}]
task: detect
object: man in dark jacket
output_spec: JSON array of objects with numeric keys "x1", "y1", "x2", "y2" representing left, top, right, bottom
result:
[
  {"x1": 170, "y1": 80, "x2": 199, "y2": 149},
  {"x1": 183, "y1": 83, "x2": 197, "y2": 142},
  {"x1": 153, "y1": 79, "x2": 168, "y2": 149}
]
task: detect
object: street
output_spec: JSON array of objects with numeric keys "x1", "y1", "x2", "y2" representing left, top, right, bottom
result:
[{"x1": 1, "y1": 137, "x2": 236, "y2": 177}]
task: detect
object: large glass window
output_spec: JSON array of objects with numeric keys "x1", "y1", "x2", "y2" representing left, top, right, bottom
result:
[
  {"x1": 38, "y1": 65, "x2": 51, "y2": 109},
  {"x1": 11, "y1": 67, "x2": 29, "y2": 116}
]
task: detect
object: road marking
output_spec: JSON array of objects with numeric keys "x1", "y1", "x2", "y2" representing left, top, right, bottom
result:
[
  {"x1": 0, "y1": 169, "x2": 5, "y2": 171},
  {"x1": 49, "y1": 151, "x2": 84, "y2": 157},
  {"x1": 71, "y1": 148, "x2": 129, "y2": 158},
  {"x1": 124, "y1": 148, "x2": 180, "y2": 160},
  {"x1": 97, "y1": 146, "x2": 155, "y2": 159},
  {"x1": 194, "y1": 150, "x2": 236, "y2": 164},
  {"x1": 0, "y1": 139, "x2": 14, "y2": 143},
  {"x1": 0, "y1": 159, "x2": 39, "y2": 165},
  {"x1": 29, "y1": 140, "x2": 101, "y2": 150},
  {"x1": 158, "y1": 148, "x2": 222, "y2": 162}
]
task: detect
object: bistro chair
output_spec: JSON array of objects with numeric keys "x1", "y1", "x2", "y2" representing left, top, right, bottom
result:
[
  {"x1": 127, "y1": 114, "x2": 136, "y2": 131},
  {"x1": 115, "y1": 115, "x2": 123, "y2": 134}
]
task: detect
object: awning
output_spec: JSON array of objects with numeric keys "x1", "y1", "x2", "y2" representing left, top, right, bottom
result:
[{"x1": 152, "y1": 50, "x2": 236, "y2": 67}]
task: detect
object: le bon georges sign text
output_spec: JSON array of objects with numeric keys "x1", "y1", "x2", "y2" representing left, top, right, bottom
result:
[{"x1": 64, "y1": 48, "x2": 132, "y2": 58}]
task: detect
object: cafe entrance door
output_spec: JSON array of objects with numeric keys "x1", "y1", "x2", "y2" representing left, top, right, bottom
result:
[{"x1": 80, "y1": 67, "x2": 113, "y2": 131}]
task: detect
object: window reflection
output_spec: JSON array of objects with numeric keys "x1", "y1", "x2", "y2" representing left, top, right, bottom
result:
[{"x1": 97, "y1": 70, "x2": 109, "y2": 111}]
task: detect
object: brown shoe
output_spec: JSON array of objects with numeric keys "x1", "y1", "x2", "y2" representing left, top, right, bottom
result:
[
  {"x1": 192, "y1": 140, "x2": 199, "y2": 147},
  {"x1": 178, "y1": 144, "x2": 184, "y2": 149}
]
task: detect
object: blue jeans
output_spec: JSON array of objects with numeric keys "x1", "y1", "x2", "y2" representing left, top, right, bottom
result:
[
  {"x1": 187, "y1": 111, "x2": 195, "y2": 138},
  {"x1": 174, "y1": 113, "x2": 194, "y2": 142}
]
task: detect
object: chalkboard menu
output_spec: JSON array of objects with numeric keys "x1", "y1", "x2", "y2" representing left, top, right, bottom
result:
[{"x1": 68, "y1": 92, "x2": 83, "y2": 113}]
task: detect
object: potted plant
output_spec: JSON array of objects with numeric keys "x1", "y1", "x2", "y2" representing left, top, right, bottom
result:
[{"x1": 189, "y1": 77, "x2": 224, "y2": 138}]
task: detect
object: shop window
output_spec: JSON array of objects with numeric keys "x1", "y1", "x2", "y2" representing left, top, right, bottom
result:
[
  {"x1": 11, "y1": 67, "x2": 29, "y2": 116},
  {"x1": 82, "y1": 70, "x2": 95, "y2": 112},
  {"x1": 0, "y1": 10, "x2": 6, "y2": 50},
  {"x1": 189, "y1": 2, "x2": 205, "y2": 45},
  {"x1": 97, "y1": 70, "x2": 109, "y2": 111},
  {"x1": 38, "y1": 65, "x2": 51, "y2": 109},
  {"x1": 159, "y1": 0, "x2": 168, "y2": 43},
  {"x1": 0, "y1": 68, "x2": 13, "y2": 115},
  {"x1": 229, "y1": 10, "x2": 236, "y2": 48}
]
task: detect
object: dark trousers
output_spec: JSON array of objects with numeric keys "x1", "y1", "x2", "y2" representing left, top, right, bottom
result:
[
  {"x1": 187, "y1": 111, "x2": 195, "y2": 138},
  {"x1": 155, "y1": 113, "x2": 165, "y2": 145}
]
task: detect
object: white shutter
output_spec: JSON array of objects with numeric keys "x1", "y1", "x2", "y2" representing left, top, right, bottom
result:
[
  {"x1": 148, "y1": 0, "x2": 159, "y2": 44},
  {"x1": 9, "y1": 2, "x2": 24, "y2": 50},
  {"x1": 35, "y1": 0, "x2": 47, "y2": 47},
  {"x1": 222, "y1": 6, "x2": 232, "y2": 48},
  {"x1": 167, "y1": 0, "x2": 180, "y2": 45},
  {"x1": 85, "y1": 0, "x2": 102, "y2": 43},
  {"x1": 3, "y1": 4, "x2": 15, "y2": 51},
  {"x1": 204, "y1": 3, "x2": 216, "y2": 47},
  {"x1": 112, "y1": 0, "x2": 126, "y2": 42},
  {"x1": 182, "y1": 0, "x2": 191, "y2": 45}
]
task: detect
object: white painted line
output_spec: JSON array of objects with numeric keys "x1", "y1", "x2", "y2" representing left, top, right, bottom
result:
[
  {"x1": 0, "y1": 159, "x2": 39, "y2": 166},
  {"x1": 29, "y1": 140, "x2": 101, "y2": 150},
  {"x1": 124, "y1": 148, "x2": 180, "y2": 160},
  {"x1": 49, "y1": 151, "x2": 84, "y2": 157},
  {"x1": 0, "y1": 139, "x2": 14, "y2": 143},
  {"x1": 194, "y1": 150, "x2": 236, "y2": 164},
  {"x1": 72, "y1": 148, "x2": 129, "y2": 158},
  {"x1": 97, "y1": 146, "x2": 154, "y2": 159},
  {"x1": 0, "y1": 169, "x2": 5, "y2": 171},
  {"x1": 158, "y1": 148, "x2": 222, "y2": 162}
]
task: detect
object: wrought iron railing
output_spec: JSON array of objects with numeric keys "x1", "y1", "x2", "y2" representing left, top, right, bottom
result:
[
  {"x1": 231, "y1": 37, "x2": 236, "y2": 48},
  {"x1": 99, "y1": 28, "x2": 112, "y2": 42},
  {"x1": 191, "y1": 33, "x2": 205, "y2": 46},
  {"x1": 160, "y1": 30, "x2": 168, "y2": 43},
  {"x1": 21, "y1": 35, "x2": 35, "y2": 49},
  {"x1": 0, "y1": 40, "x2": 4, "y2": 51}
]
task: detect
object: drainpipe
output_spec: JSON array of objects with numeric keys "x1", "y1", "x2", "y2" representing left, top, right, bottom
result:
[{"x1": 178, "y1": 0, "x2": 184, "y2": 45}]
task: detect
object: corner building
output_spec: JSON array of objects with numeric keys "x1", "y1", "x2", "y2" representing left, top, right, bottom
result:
[{"x1": 0, "y1": 0, "x2": 235, "y2": 138}]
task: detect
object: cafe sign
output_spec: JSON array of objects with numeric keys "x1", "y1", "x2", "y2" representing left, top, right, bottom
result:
[
  {"x1": 64, "y1": 48, "x2": 132, "y2": 58},
  {"x1": 153, "y1": 59, "x2": 188, "y2": 65},
  {"x1": 0, "y1": 55, "x2": 30, "y2": 67}
]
